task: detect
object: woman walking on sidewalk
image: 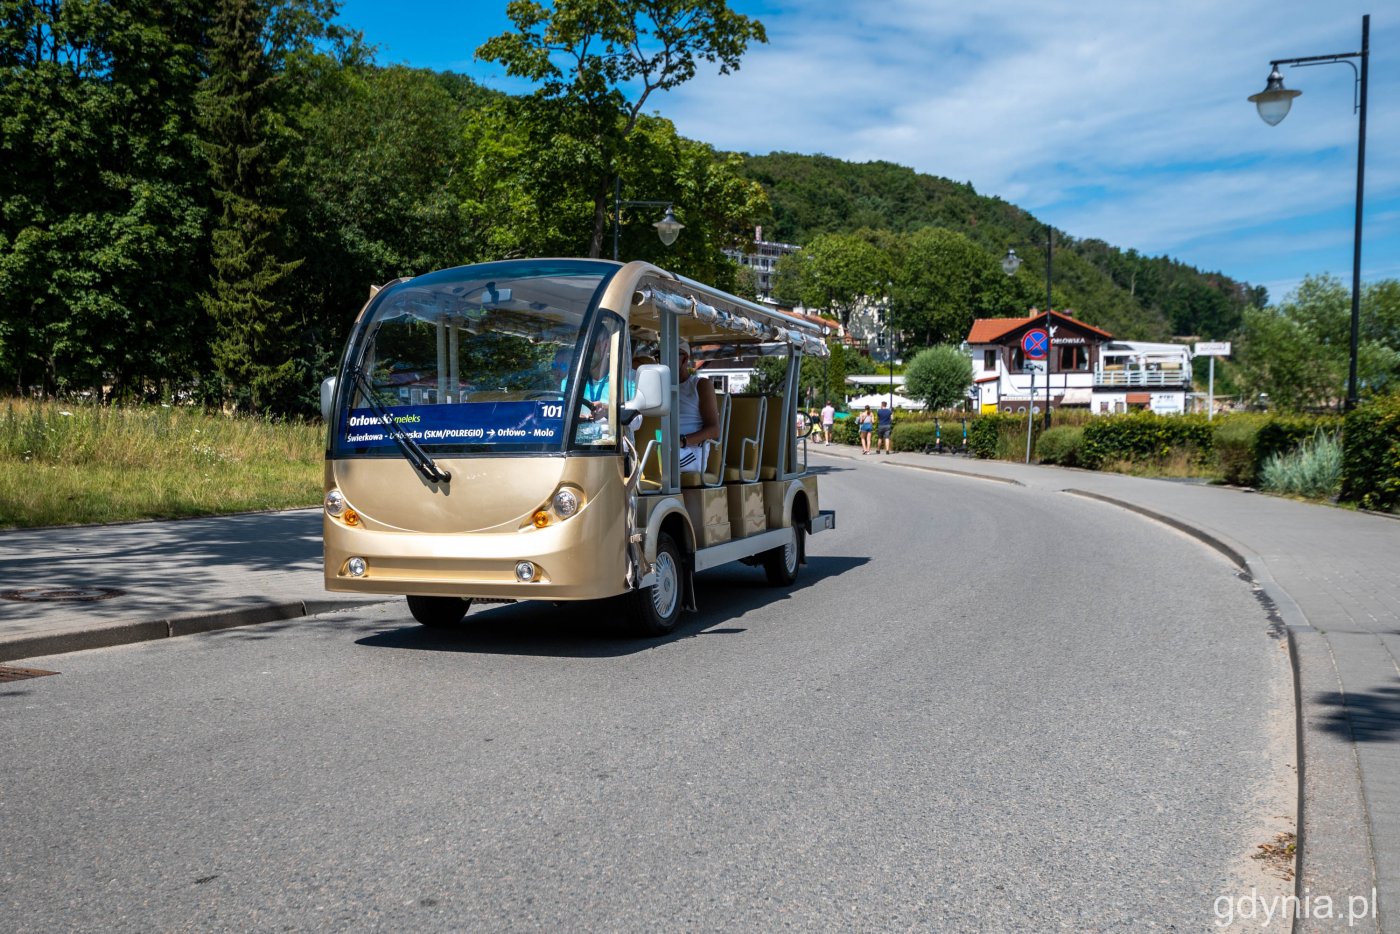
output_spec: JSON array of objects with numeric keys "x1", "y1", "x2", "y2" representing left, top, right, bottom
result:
[{"x1": 858, "y1": 405, "x2": 874, "y2": 453}]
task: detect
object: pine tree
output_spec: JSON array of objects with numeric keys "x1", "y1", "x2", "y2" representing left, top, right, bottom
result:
[{"x1": 197, "y1": 0, "x2": 307, "y2": 413}]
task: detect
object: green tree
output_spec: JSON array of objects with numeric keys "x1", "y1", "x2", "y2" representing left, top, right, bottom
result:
[
  {"x1": 778, "y1": 232, "x2": 891, "y2": 328},
  {"x1": 1236, "y1": 304, "x2": 1345, "y2": 413},
  {"x1": 0, "y1": 0, "x2": 211, "y2": 398},
  {"x1": 903, "y1": 344, "x2": 972, "y2": 410},
  {"x1": 748, "y1": 353, "x2": 788, "y2": 396},
  {"x1": 742, "y1": 152, "x2": 1258, "y2": 342},
  {"x1": 461, "y1": 103, "x2": 767, "y2": 283},
  {"x1": 196, "y1": 0, "x2": 349, "y2": 413},
  {"x1": 891, "y1": 227, "x2": 1026, "y2": 346},
  {"x1": 476, "y1": 0, "x2": 766, "y2": 259},
  {"x1": 1238, "y1": 274, "x2": 1400, "y2": 410},
  {"x1": 285, "y1": 63, "x2": 484, "y2": 387}
]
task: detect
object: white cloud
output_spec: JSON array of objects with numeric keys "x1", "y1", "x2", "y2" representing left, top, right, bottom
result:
[{"x1": 657, "y1": 0, "x2": 1398, "y2": 291}]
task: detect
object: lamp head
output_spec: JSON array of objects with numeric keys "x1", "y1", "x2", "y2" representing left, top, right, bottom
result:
[
  {"x1": 654, "y1": 206, "x2": 684, "y2": 247},
  {"x1": 1001, "y1": 247, "x2": 1022, "y2": 277},
  {"x1": 1249, "y1": 66, "x2": 1301, "y2": 126}
]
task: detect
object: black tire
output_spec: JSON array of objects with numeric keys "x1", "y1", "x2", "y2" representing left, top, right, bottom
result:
[
  {"x1": 406, "y1": 595, "x2": 472, "y2": 627},
  {"x1": 761, "y1": 523, "x2": 803, "y2": 586},
  {"x1": 625, "y1": 532, "x2": 684, "y2": 636}
]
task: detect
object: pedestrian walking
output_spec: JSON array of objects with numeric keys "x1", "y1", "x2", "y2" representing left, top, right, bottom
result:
[
  {"x1": 876, "y1": 400, "x2": 894, "y2": 453},
  {"x1": 820, "y1": 402, "x2": 835, "y2": 446},
  {"x1": 858, "y1": 405, "x2": 874, "y2": 454},
  {"x1": 808, "y1": 409, "x2": 823, "y2": 444}
]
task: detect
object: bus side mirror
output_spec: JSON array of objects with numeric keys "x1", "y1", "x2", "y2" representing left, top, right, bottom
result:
[
  {"x1": 320, "y1": 376, "x2": 337, "y2": 422},
  {"x1": 624, "y1": 364, "x2": 670, "y2": 417}
]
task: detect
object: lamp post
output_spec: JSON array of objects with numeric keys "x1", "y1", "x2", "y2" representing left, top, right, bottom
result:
[
  {"x1": 822, "y1": 329, "x2": 830, "y2": 411},
  {"x1": 611, "y1": 177, "x2": 684, "y2": 261},
  {"x1": 1002, "y1": 224, "x2": 1055, "y2": 431},
  {"x1": 1249, "y1": 14, "x2": 1369, "y2": 411}
]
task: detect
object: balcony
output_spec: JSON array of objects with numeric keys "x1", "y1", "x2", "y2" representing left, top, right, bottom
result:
[{"x1": 1095, "y1": 365, "x2": 1191, "y2": 388}]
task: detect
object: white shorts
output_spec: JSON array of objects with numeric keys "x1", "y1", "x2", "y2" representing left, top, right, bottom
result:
[{"x1": 679, "y1": 444, "x2": 707, "y2": 472}]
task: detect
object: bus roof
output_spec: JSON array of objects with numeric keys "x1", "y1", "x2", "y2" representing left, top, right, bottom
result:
[{"x1": 607, "y1": 260, "x2": 830, "y2": 358}]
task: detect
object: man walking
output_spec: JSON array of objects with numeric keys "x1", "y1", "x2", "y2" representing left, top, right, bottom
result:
[
  {"x1": 820, "y1": 401, "x2": 835, "y2": 446},
  {"x1": 877, "y1": 400, "x2": 893, "y2": 453}
]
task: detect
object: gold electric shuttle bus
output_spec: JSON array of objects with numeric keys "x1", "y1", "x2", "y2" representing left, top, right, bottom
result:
[{"x1": 321, "y1": 258, "x2": 835, "y2": 635}]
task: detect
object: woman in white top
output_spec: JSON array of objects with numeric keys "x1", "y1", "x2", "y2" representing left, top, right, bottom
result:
[{"x1": 676, "y1": 340, "x2": 719, "y2": 472}]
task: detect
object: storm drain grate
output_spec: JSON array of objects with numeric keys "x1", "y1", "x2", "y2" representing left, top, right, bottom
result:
[
  {"x1": 0, "y1": 666, "x2": 58, "y2": 682},
  {"x1": 1, "y1": 587, "x2": 125, "y2": 603}
]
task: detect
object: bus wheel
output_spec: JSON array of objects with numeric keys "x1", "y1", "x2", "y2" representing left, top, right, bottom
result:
[
  {"x1": 761, "y1": 524, "x2": 803, "y2": 586},
  {"x1": 406, "y1": 595, "x2": 472, "y2": 627},
  {"x1": 627, "y1": 533, "x2": 683, "y2": 636}
]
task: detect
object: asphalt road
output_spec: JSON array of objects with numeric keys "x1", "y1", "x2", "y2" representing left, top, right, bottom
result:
[{"x1": 1, "y1": 455, "x2": 1294, "y2": 932}]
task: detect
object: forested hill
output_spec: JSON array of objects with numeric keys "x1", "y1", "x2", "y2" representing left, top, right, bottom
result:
[{"x1": 741, "y1": 152, "x2": 1266, "y2": 342}]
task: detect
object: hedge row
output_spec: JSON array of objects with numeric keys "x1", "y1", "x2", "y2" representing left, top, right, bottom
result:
[
  {"x1": 805, "y1": 398, "x2": 1399, "y2": 510},
  {"x1": 1340, "y1": 392, "x2": 1400, "y2": 510}
]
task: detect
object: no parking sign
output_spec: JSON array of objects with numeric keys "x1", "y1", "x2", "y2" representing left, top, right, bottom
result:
[{"x1": 1021, "y1": 329, "x2": 1049, "y2": 359}]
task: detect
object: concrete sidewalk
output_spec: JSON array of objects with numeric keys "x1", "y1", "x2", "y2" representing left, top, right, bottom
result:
[
  {"x1": 3, "y1": 454, "x2": 1397, "y2": 930},
  {"x1": 0, "y1": 509, "x2": 383, "y2": 663}
]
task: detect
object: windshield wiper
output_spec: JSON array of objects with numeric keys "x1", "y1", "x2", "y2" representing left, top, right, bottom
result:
[{"x1": 348, "y1": 366, "x2": 451, "y2": 484}]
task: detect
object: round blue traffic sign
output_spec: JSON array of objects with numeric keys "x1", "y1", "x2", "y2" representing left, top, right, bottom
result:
[{"x1": 1021, "y1": 329, "x2": 1049, "y2": 359}]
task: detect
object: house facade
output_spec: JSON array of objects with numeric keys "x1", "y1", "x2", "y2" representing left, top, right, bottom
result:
[
  {"x1": 967, "y1": 312, "x2": 1193, "y2": 415},
  {"x1": 722, "y1": 226, "x2": 801, "y2": 300}
]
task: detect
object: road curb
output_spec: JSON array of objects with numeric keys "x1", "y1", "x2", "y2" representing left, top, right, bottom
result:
[
  {"x1": 1063, "y1": 489, "x2": 1249, "y2": 568},
  {"x1": 0, "y1": 598, "x2": 387, "y2": 663},
  {"x1": 881, "y1": 459, "x2": 1024, "y2": 486}
]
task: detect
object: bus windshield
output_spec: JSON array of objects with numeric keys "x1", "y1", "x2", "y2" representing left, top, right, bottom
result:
[{"x1": 329, "y1": 259, "x2": 619, "y2": 458}]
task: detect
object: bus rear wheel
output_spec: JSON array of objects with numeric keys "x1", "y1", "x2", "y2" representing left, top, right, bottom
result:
[
  {"x1": 761, "y1": 524, "x2": 803, "y2": 586},
  {"x1": 406, "y1": 595, "x2": 472, "y2": 627},
  {"x1": 626, "y1": 533, "x2": 683, "y2": 637}
]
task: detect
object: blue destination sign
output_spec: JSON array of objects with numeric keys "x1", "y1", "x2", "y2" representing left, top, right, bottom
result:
[{"x1": 344, "y1": 401, "x2": 564, "y2": 447}]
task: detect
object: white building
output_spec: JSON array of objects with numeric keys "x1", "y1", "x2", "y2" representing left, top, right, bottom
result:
[
  {"x1": 723, "y1": 226, "x2": 801, "y2": 300},
  {"x1": 966, "y1": 311, "x2": 1193, "y2": 415}
]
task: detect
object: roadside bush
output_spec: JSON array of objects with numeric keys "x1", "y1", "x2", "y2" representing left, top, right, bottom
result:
[
  {"x1": 1210, "y1": 414, "x2": 1341, "y2": 486},
  {"x1": 1212, "y1": 415, "x2": 1266, "y2": 486},
  {"x1": 892, "y1": 421, "x2": 937, "y2": 452},
  {"x1": 968, "y1": 414, "x2": 1026, "y2": 459},
  {"x1": 1339, "y1": 390, "x2": 1400, "y2": 511},
  {"x1": 1036, "y1": 426, "x2": 1084, "y2": 467},
  {"x1": 1257, "y1": 415, "x2": 1340, "y2": 469},
  {"x1": 1259, "y1": 429, "x2": 1343, "y2": 498},
  {"x1": 828, "y1": 415, "x2": 859, "y2": 446},
  {"x1": 1078, "y1": 412, "x2": 1213, "y2": 470}
]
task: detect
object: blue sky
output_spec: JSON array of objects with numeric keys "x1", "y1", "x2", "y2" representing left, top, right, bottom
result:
[{"x1": 334, "y1": 0, "x2": 1397, "y2": 306}]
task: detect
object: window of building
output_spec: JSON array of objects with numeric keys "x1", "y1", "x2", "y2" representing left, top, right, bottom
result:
[
  {"x1": 983, "y1": 350, "x2": 997, "y2": 371},
  {"x1": 1059, "y1": 345, "x2": 1089, "y2": 371}
]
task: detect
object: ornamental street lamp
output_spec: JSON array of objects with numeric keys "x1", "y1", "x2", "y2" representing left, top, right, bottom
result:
[
  {"x1": 1249, "y1": 14, "x2": 1369, "y2": 411},
  {"x1": 611, "y1": 177, "x2": 684, "y2": 261}
]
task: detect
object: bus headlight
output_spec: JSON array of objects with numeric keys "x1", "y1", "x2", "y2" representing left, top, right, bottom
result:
[
  {"x1": 552, "y1": 488, "x2": 580, "y2": 518},
  {"x1": 324, "y1": 489, "x2": 346, "y2": 517},
  {"x1": 515, "y1": 561, "x2": 537, "y2": 582},
  {"x1": 346, "y1": 557, "x2": 367, "y2": 577}
]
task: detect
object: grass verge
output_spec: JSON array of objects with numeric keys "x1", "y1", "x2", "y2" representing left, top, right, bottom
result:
[{"x1": 0, "y1": 401, "x2": 323, "y2": 528}]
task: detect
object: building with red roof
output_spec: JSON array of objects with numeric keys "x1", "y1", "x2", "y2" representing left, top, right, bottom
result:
[{"x1": 967, "y1": 310, "x2": 1193, "y2": 415}]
